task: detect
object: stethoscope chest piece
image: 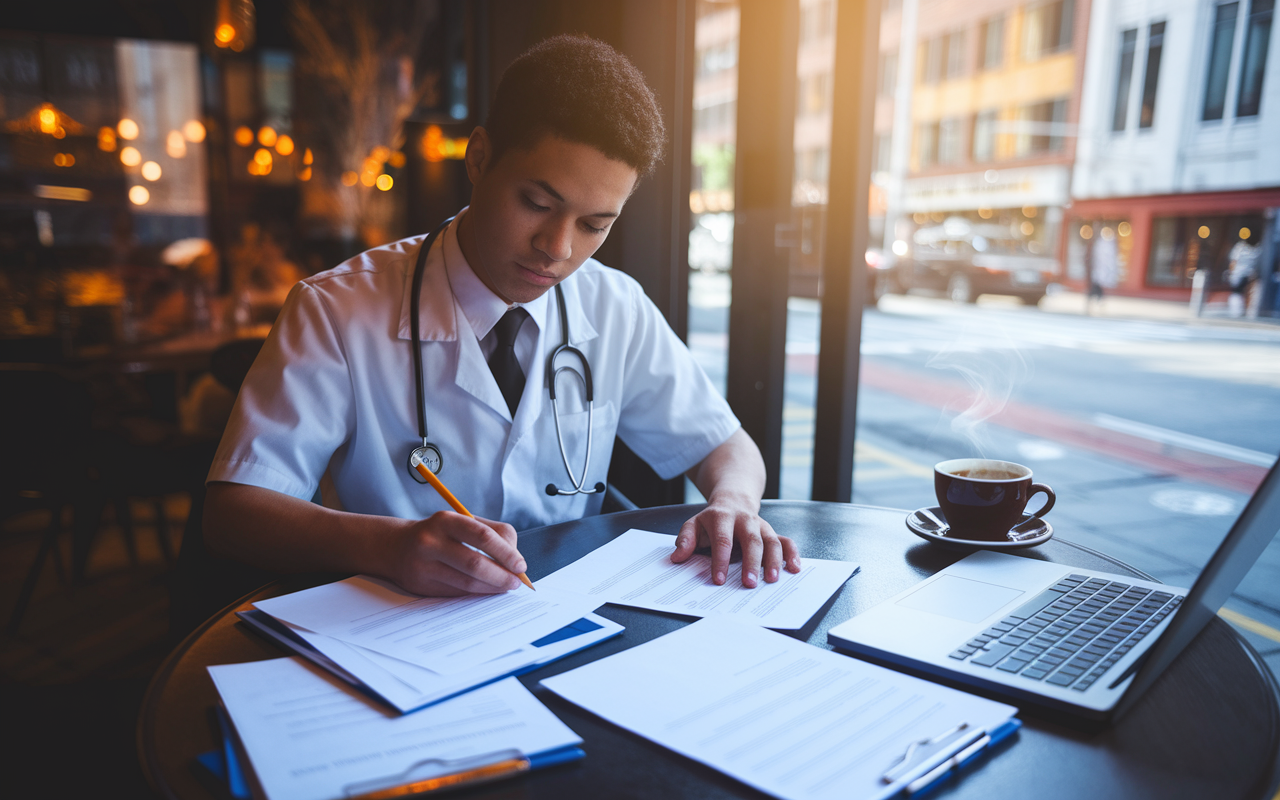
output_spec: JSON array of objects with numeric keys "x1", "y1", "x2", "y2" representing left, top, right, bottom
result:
[{"x1": 408, "y1": 442, "x2": 443, "y2": 482}]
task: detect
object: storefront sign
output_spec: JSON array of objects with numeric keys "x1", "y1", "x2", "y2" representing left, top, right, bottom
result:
[{"x1": 904, "y1": 165, "x2": 1070, "y2": 212}]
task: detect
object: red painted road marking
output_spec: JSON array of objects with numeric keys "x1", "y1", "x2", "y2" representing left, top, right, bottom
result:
[{"x1": 856, "y1": 361, "x2": 1269, "y2": 495}]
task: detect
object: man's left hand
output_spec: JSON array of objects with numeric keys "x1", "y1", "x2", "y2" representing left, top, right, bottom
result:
[{"x1": 672, "y1": 492, "x2": 801, "y2": 587}]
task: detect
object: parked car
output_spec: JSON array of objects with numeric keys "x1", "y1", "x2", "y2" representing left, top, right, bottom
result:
[{"x1": 879, "y1": 216, "x2": 1057, "y2": 304}]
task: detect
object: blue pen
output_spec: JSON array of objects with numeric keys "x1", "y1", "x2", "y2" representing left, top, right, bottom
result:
[{"x1": 905, "y1": 719, "x2": 1022, "y2": 797}]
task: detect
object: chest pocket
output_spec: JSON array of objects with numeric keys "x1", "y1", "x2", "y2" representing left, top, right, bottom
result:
[{"x1": 525, "y1": 400, "x2": 618, "y2": 524}]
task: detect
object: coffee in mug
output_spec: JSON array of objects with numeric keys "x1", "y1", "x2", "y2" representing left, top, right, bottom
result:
[{"x1": 934, "y1": 458, "x2": 1055, "y2": 541}]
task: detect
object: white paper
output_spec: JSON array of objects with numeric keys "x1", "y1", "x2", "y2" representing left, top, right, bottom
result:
[
  {"x1": 287, "y1": 613, "x2": 624, "y2": 713},
  {"x1": 541, "y1": 617, "x2": 1017, "y2": 800},
  {"x1": 254, "y1": 576, "x2": 602, "y2": 674},
  {"x1": 209, "y1": 660, "x2": 582, "y2": 800},
  {"x1": 534, "y1": 529, "x2": 859, "y2": 629}
]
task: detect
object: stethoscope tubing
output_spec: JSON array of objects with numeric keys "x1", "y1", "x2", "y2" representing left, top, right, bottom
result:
[{"x1": 408, "y1": 217, "x2": 602, "y2": 497}]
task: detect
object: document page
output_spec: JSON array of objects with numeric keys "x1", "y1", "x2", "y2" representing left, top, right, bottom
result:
[
  {"x1": 285, "y1": 613, "x2": 624, "y2": 713},
  {"x1": 210, "y1": 659, "x2": 582, "y2": 800},
  {"x1": 535, "y1": 529, "x2": 858, "y2": 629},
  {"x1": 541, "y1": 617, "x2": 1016, "y2": 800},
  {"x1": 254, "y1": 576, "x2": 601, "y2": 674}
]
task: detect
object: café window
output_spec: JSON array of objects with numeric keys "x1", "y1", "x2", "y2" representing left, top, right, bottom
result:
[{"x1": 1147, "y1": 213, "x2": 1265, "y2": 288}]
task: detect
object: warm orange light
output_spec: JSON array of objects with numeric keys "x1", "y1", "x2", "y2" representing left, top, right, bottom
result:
[
  {"x1": 388, "y1": 151, "x2": 406, "y2": 168},
  {"x1": 258, "y1": 126, "x2": 277, "y2": 147},
  {"x1": 253, "y1": 148, "x2": 273, "y2": 167},
  {"x1": 234, "y1": 126, "x2": 255, "y2": 147},
  {"x1": 39, "y1": 106, "x2": 57, "y2": 133},
  {"x1": 216, "y1": 23, "x2": 236, "y2": 43},
  {"x1": 98, "y1": 127, "x2": 117, "y2": 151},
  {"x1": 53, "y1": 153, "x2": 76, "y2": 167},
  {"x1": 128, "y1": 185, "x2": 150, "y2": 205},
  {"x1": 1080, "y1": 225, "x2": 1094, "y2": 240},
  {"x1": 183, "y1": 120, "x2": 206, "y2": 142},
  {"x1": 371, "y1": 145, "x2": 390, "y2": 163},
  {"x1": 1198, "y1": 225, "x2": 1211, "y2": 239},
  {"x1": 420, "y1": 125, "x2": 469, "y2": 162},
  {"x1": 274, "y1": 134, "x2": 294, "y2": 156},
  {"x1": 166, "y1": 130, "x2": 187, "y2": 158},
  {"x1": 52, "y1": 126, "x2": 66, "y2": 139},
  {"x1": 120, "y1": 147, "x2": 142, "y2": 167},
  {"x1": 360, "y1": 171, "x2": 377, "y2": 187},
  {"x1": 298, "y1": 166, "x2": 312, "y2": 181},
  {"x1": 340, "y1": 171, "x2": 358, "y2": 187},
  {"x1": 141, "y1": 161, "x2": 162, "y2": 181},
  {"x1": 376, "y1": 174, "x2": 393, "y2": 191},
  {"x1": 302, "y1": 148, "x2": 313, "y2": 165},
  {"x1": 1020, "y1": 221, "x2": 1035, "y2": 236},
  {"x1": 118, "y1": 118, "x2": 139, "y2": 140},
  {"x1": 247, "y1": 158, "x2": 272, "y2": 176}
]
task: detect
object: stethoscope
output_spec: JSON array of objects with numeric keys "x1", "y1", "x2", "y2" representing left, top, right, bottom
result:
[{"x1": 407, "y1": 217, "x2": 605, "y2": 497}]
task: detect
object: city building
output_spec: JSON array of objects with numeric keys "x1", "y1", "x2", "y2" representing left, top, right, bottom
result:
[
  {"x1": 1069, "y1": 0, "x2": 1278, "y2": 312},
  {"x1": 874, "y1": 0, "x2": 1091, "y2": 304}
]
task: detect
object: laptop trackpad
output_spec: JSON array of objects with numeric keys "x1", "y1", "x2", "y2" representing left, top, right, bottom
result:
[{"x1": 896, "y1": 575, "x2": 1024, "y2": 624}]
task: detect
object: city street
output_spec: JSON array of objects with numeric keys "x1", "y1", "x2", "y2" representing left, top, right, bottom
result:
[{"x1": 687, "y1": 274, "x2": 1280, "y2": 676}]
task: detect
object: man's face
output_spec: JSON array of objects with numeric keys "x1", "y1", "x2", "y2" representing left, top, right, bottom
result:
[{"x1": 457, "y1": 130, "x2": 639, "y2": 305}]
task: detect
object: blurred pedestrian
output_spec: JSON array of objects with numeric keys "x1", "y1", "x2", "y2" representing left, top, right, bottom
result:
[
  {"x1": 1087, "y1": 224, "x2": 1118, "y2": 313},
  {"x1": 1226, "y1": 237, "x2": 1259, "y2": 318}
]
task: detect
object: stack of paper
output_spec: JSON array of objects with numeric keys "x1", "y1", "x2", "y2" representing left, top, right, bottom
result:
[
  {"x1": 210, "y1": 659, "x2": 583, "y2": 800},
  {"x1": 542, "y1": 617, "x2": 1018, "y2": 800},
  {"x1": 240, "y1": 575, "x2": 617, "y2": 713},
  {"x1": 535, "y1": 529, "x2": 859, "y2": 630}
]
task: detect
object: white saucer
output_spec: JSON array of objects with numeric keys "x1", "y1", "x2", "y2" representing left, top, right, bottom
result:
[{"x1": 905, "y1": 506, "x2": 1053, "y2": 551}]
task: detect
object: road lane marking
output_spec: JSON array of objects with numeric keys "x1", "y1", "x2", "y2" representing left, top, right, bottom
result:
[
  {"x1": 1092, "y1": 413, "x2": 1275, "y2": 467},
  {"x1": 1218, "y1": 608, "x2": 1280, "y2": 644},
  {"x1": 854, "y1": 442, "x2": 934, "y2": 478}
]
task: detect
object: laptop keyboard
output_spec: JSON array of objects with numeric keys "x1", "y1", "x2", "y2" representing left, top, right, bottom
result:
[{"x1": 948, "y1": 574, "x2": 1184, "y2": 692}]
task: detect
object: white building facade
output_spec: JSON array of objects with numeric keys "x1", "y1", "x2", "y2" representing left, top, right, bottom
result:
[{"x1": 1070, "y1": 0, "x2": 1279, "y2": 310}]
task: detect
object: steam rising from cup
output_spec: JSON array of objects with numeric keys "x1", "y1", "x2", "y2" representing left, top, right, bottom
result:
[{"x1": 926, "y1": 323, "x2": 1029, "y2": 457}]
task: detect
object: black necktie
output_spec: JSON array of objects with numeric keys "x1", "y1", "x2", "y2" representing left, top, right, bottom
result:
[{"x1": 488, "y1": 307, "x2": 528, "y2": 416}]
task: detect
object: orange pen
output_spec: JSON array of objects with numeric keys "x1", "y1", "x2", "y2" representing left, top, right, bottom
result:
[{"x1": 410, "y1": 452, "x2": 535, "y2": 591}]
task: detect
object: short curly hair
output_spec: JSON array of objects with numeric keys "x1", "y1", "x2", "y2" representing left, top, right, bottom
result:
[{"x1": 485, "y1": 34, "x2": 666, "y2": 177}]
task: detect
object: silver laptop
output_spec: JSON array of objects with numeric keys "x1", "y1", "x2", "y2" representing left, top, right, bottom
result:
[{"x1": 828, "y1": 455, "x2": 1280, "y2": 721}]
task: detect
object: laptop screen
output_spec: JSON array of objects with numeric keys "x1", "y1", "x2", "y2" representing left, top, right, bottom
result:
[{"x1": 1113, "y1": 454, "x2": 1280, "y2": 718}]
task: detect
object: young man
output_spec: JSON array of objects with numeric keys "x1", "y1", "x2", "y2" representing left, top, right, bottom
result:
[{"x1": 204, "y1": 35, "x2": 799, "y2": 597}]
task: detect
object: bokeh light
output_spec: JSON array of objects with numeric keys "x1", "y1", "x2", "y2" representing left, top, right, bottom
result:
[
  {"x1": 183, "y1": 120, "x2": 207, "y2": 142},
  {"x1": 141, "y1": 161, "x2": 162, "y2": 181},
  {"x1": 120, "y1": 146, "x2": 141, "y2": 167},
  {"x1": 118, "y1": 118, "x2": 139, "y2": 140},
  {"x1": 128, "y1": 185, "x2": 150, "y2": 205}
]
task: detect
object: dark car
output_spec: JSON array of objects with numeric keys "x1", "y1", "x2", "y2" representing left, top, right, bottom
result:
[{"x1": 878, "y1": 216, "x2": 1057, "y2": 304}]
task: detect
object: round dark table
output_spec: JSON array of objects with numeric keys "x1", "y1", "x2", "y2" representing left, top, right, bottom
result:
[{"x1": 139, "y1": 501, "x2": 1280, "y2": 799}]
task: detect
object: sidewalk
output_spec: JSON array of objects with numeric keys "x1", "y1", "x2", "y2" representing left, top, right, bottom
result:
[{"x1": 1037, "y1": 289, "x2": 1280, "y2": 330}]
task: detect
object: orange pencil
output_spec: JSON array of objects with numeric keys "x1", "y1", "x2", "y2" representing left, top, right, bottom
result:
[{"x1": 410, "y1": 453, "x2": 535, "y2": 590}]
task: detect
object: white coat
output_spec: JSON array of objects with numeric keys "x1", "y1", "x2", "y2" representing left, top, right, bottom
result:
[{"x1": 208, "y1": 214, "x2": 739, "y2": 532}]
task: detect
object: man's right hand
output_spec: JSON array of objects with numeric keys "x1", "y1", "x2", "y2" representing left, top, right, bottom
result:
[
  {"x1": 386, "y1": 512, "x2": 527, "y2": 596},
  {"x1": 203, "y1": 482, "x2": 528, "y2": 598}
]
